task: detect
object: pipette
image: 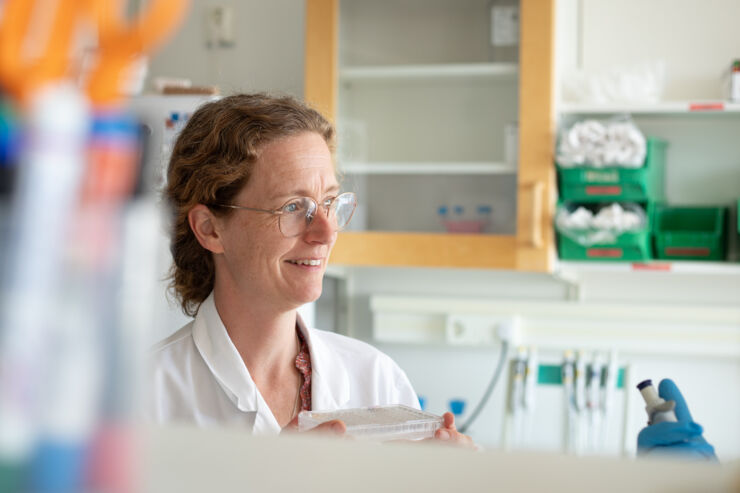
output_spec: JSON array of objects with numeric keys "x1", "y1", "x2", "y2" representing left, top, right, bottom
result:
[
  {"x1": 636, "y1": 379, "x2": 678, "y2": 425},
  {"x1": 561, "y1": 351, "x2": 577, "y2": 453}
]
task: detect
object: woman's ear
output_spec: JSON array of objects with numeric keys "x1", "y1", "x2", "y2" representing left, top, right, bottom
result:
[{"x1": 188, "y1": 204, "x2": 225, "y2": 254}]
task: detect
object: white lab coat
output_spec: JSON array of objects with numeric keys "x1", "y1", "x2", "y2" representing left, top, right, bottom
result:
[{"x1": 148, "y1": 292, "x2": 420, "y2": 434}]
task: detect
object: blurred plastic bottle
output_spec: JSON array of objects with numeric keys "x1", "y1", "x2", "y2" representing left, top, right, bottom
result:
[
  {"x1": 731, "y1": 60, "x2": 740, "y2": 103},
  {"x1": 438, "y1": 204, "x2": 491, "y2": 233},
  {"x1": 449, "y1": 399, "x2": 466, "y2": 418}
]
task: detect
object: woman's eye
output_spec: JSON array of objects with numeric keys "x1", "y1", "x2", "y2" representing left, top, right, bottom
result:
[{"x1": 284, "y1": 199, "x2": 310, "y2": 214}]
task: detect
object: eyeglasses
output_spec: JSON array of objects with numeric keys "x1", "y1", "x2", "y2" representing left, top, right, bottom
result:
[{"x1": 211, "y1": 191, "x2": 357, "y2": 237}]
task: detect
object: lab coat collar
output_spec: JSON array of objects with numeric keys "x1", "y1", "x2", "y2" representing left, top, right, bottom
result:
[
  {"x1": 191, "y1": 292, "x2": 259, "y2": 413},
  {"x1": 297, "y1": 316, "x2": 351, "y2": 410},
  {"x1": 192, "y1": 293, "x2": 351, "y2": 419}
]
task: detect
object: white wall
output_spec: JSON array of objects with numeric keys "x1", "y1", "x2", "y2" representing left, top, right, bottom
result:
[
  {"x1": 147, "y1": 0, "x2": 306, "y2": 97},
  {"x1": 556, "y1": 0, "x2": 740, "y2": 100},
  {"x1": 577, "y1": 0, "x2": 740, "y2": 100}
]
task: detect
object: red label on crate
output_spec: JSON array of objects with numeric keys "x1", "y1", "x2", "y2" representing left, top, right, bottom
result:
[
  {"x1": 688, "y1": 102, "x2": 724, "y2": 111},
  {"x1": 587, "y1": 248, "x2": 623, "y2": 258},
  {"x1": 586, "y1": 186, "x2": 622, "y2": 196},
  {"x1": 632, "y1": 263, "x2": 672, "y2": 271},
  {"x1": 665, "y1": 247, "x2": 710, "y2": 257}
]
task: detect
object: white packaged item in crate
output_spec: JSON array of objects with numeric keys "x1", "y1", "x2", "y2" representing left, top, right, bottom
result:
[
  {"x1": 557, "y1": 118, "x2": 646, "y2": 168},
  {"x1": 298, "y1": 405, "x2": 443, "y2": 441}
]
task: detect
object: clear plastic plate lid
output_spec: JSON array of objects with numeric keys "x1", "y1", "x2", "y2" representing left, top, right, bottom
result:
[{"x1": 297, "y1": 404, "x2": 443, "y2": 441}]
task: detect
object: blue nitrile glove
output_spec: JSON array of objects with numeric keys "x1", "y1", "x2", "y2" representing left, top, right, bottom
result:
[{"x1": 637, "y1": 379, "x2": 717, "y2": 460}]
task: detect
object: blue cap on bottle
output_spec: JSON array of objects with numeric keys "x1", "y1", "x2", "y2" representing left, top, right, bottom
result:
[
  {"x1": 636, "y1": 379, "x2": 652, "y2": 391},
  {"x1": 449, "y1": 399, "x2": 466, "y2": 416}
]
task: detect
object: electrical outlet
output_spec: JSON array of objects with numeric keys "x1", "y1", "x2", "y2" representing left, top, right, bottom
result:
[
  {"x1": 445, "y1": 314, "x2": 520, "y2": 346},
  {"x1": 445, "y1": 314, "x2": 522, "y2": 347},
  {"x1": 490, "y1": 5, "x2": 519, "y2": 47},
  {"x1": 445, "y1": 314, "x2": 494, "y2": 345}
]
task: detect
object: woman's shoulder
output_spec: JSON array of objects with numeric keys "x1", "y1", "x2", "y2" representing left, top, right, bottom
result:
[
  {"x1": 306, "y1": 328, "x2": 398, "y2": 369},
  {"x1": 307, "y1": 327, "x2": 375, "y2": 350},
  {"x1": 150, "y1": 321, "x2": 197, "y2": 361},
  {"x1": 307, "y1": 328, "x2": 419, "y2": 408}
]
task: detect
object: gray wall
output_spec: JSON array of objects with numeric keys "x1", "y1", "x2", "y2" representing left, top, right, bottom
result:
[{"x1": 147, "y1": 0, "x2": 306, "y2": 97}]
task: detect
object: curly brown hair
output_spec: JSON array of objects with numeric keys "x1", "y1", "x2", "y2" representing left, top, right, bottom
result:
[{"x1": 164, "y1": 93, "x2": 335, "y2": 317}]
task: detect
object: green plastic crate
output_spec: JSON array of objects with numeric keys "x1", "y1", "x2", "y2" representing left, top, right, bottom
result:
[
  {"x1": 557, "y1": 138, "x2": 667, "y2": 202},
  {"x1": 654, "y1": 206, "x2": 727, "y2": 261},
  {"x1": 558, "y1": 229, "x2": 652, "y2": 261},
  {"x1": 556, "y1": 203, "x2": 652, "y2": 261}
]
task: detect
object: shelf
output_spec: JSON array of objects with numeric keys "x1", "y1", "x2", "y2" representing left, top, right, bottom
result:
[
  {"x1": 340, "y1": 63, "x2": 518, "y2": 81},
  {"x1": 330, "y1": 232, "x2": 517, "y2": 269},
  {"x1": 556, "y1": 260, "x2": 740, "y2": 276},
  {"x1": 339, "y1": 161, "x2": 517, "y2": 175},
  {"x1": 558, "y1": 101, "x2": 740, "y2": 115}
]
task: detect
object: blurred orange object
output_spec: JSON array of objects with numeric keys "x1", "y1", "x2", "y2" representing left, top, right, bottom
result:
[
  {"x1": 86, "y1": 0, "x2": 190, "y2": 105},
  {"x1": 0, "y1": 0, "x2": 189, "y2": 106},
  {"x1": 0, "y1": 0, "x2": 85, "y2": 104}
]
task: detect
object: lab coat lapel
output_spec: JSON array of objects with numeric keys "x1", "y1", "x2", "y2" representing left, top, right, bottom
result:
[
  {"x1": 296, "y1": 315, "x2": 350, "y2": 411},
  {"x1": 192, "y1": 293, "x2": 260, "y2": 413}
]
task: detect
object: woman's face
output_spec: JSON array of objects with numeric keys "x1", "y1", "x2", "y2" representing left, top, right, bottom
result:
[{"x1": 213, "y1": 132, "x2": 339, "y2": 312}]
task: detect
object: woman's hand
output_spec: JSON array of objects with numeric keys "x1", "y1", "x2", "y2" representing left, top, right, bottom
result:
[
  {"x1": 430, "y1": 412, "x2": 476, "y2": 449},
  {"x1": 282, "y1": 416, "x2": 347, "y2": 436},
  {"x1": 283, "y1": 412, "x2": 476, "y2": 449}
]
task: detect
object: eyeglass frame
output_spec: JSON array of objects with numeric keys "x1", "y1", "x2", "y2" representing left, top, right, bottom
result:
[{"x1": 208, "y1": 191, "x2": 357, "y2": 238}]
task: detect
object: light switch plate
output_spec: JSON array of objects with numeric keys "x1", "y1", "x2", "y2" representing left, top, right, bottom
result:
[
  {"x1": 205, "y1": 5, "x2": 235, "y2": 48},
  {"x1": 491, "y1": 5, "x2": 519, "y2": 47}
]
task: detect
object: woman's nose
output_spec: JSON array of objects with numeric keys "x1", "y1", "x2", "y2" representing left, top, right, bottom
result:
[{"x1": 305, "y1": 205, "x2": 335, "y2": 241}]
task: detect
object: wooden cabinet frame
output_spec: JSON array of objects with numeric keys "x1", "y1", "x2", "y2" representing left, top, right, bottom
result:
[{"x1": 305, "y1": 0, "x2": 555, "y2": 272}]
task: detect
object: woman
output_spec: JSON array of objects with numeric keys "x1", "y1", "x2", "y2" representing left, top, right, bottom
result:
[{"x1": 149, "y1": 93, "x2": 471, "y2": 445}]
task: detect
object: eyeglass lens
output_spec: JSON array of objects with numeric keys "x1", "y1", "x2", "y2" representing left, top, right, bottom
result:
[{"x1": 279, "y1": 193, "x2": 356, "y2": 237}]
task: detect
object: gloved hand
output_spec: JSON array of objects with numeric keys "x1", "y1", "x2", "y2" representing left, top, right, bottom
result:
[{"x1": 637, "y1": 379, "x2": 717, "y2": 460}]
